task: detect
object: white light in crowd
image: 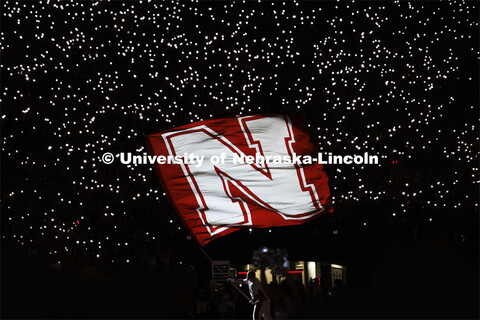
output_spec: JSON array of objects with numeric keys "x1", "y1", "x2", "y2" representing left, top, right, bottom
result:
[{"x1": 1, "y1": 0, "x2": 476, "y2": 266}]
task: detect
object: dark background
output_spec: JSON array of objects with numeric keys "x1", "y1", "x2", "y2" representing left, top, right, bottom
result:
[{"x1": 1, "y1": 1, "x2": 478, "y2": 319}]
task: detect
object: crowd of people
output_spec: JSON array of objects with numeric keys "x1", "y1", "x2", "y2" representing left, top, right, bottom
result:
[{"x1": 1, "y1": 0, "x2": 478, "y2": 318}]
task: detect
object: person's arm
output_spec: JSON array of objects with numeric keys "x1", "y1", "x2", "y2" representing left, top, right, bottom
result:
[
  {"x1": 228, "y1": 278, "x2": 258, "y2": 304},
  {"x1": 249, "y1": 279, "x2": 262, "y2": 304}
]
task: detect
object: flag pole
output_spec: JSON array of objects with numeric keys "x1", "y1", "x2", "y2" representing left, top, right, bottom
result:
[{"x1": 199, "y1": 247, "x2": 251, "y2": 301}]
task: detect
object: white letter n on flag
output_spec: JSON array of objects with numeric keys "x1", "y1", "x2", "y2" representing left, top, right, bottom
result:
[{"x1": 146, "y1": 115, "x2": 332, "y2": 246}]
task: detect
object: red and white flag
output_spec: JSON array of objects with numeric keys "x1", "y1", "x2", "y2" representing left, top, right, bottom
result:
[{"x1": 146, "y1": 115, "x2": 332, "y2": 246}]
